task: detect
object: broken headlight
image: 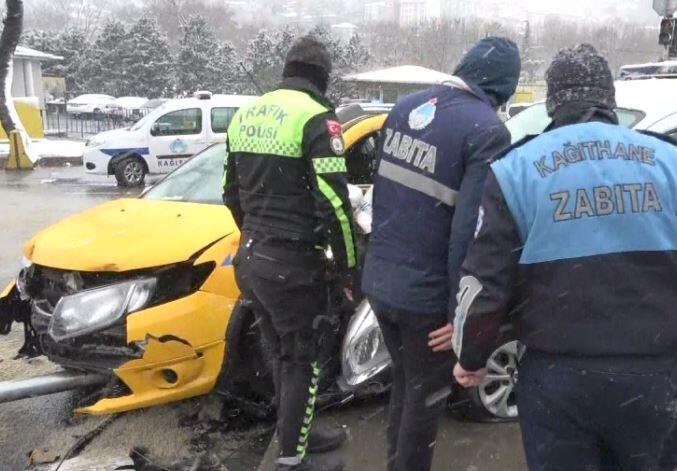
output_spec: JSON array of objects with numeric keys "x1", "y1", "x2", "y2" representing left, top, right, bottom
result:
[
  {"x1": 341, "y1": 300, "x2": 391, "y2": 387},
  {"x1": 48, "y1": 278, "x2": 156, "y2": 341}
]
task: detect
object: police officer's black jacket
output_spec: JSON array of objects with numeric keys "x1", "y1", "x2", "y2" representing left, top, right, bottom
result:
[
  {"x1": 223, "y1": 77, "x2": 356, "y2": 272},
  {"x1": 453, "y1": 107, "x2": 677, "y2": 371}
]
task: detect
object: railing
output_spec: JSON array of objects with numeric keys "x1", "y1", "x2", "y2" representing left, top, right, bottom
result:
[{"x1": 42, "y1": 104, "x2": 150, "y2": 140}]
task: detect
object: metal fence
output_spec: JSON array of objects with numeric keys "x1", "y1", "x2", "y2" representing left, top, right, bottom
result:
[{"x1": 42, "y1": 104, "x2": 150, "y2": 140}]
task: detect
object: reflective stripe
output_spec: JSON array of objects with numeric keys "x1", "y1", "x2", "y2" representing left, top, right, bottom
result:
[
  {"x1": 313, "y1": 156, "x2": 347, "y2": 174},
  {"x1": 292, "y1": 361, "x2": 322, "y2": 462},
  {"x1": 221, "y1": 149, "x2": 229, "y2": 188},
  {"x1": 378, "y1": 159, "x2": 458, "y2": 207},
  {"x1": 317, "y1": 176, "x2": 356, "y2": 268}
]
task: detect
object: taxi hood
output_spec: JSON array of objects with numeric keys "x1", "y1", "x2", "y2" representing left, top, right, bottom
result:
[{"x1": 25, "y1": 199, "x2": 237, "y2": 272}]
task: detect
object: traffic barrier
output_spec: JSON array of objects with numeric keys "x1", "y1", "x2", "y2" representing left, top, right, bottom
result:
[{"x1": 5, "y1": 130, "x2": 33, "y2": 170}]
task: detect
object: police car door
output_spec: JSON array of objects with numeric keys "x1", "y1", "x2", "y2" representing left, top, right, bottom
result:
[
  {"x1": 207, "y1": 106, "x2": 238, "y2": 144},
  {"x1": 148, "y1": 107, "x2": 208, "y2": 173}
]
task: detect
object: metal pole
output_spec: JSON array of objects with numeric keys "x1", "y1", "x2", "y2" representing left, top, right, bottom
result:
[{"x1": 0, "y1": 370, "x2": 108, "y2": 404}]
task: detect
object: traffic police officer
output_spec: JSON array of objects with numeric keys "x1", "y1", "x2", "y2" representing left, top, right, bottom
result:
[
  {"x1": 223, "y1": 36, "x2": 355, "y2": 471},
  {"x1": 453, "y1": 44, "x2": 677, "y2": 470},
  {"x1": 362, "y1": 37, "x2": 521, "y2": 471}
]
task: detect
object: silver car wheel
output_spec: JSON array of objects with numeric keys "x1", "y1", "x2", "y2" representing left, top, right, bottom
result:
[
  {"x1": 123, "y1": 160, "x2": 143, "y2": 184},
  {"x1": 478, "y1": 340, "x2": 525, "y2": 419}
]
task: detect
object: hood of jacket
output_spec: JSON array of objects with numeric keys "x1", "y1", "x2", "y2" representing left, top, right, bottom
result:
[{"x1": 453, "y1": 37, "x2": 521, "y2": 107}]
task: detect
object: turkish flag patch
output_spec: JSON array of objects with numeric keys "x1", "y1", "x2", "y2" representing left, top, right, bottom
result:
[{"x1": 325, "y1": 119, "x2": 342, "y2": 136}]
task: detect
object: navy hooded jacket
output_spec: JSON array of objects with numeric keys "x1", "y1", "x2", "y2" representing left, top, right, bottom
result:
[{"x1": 362, "y1": 37, "x2": 520, "y2": 319}]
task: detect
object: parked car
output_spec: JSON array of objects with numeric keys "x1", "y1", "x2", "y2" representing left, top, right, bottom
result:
[
  {"x1": 506, "y1": 78, "x2": 677, "y2": 143},
  {"x1": 141, "y1": 98, "x2": 169, "y2": 111},
  {"x1": 0, "y1": 108, "x2": 516, "y2": 422},
  {"x1": 83, "y1": 91, "x2": 256, "y2": 187},
  {"x1": 619, "y1": 60, "x2": 677, "y2": 79},
  {"x1": 108, "y1": 96, "x2": 148, "y2": 122},
  {"x1": 66, "y1": 94, "x2": 117, "y2": 117}
]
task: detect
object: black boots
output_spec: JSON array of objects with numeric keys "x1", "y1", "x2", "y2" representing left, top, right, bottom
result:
[
  {"x1": 274, "y1": 450, "x2": 344, "y2": 471},
  {"x1": 307, "y1": 423, "x2": 347, "y2": 453}
]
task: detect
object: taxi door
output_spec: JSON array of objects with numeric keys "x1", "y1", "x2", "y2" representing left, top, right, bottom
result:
[{"x1": 148, "y1": 106, "x2": 208, "y2": 173}]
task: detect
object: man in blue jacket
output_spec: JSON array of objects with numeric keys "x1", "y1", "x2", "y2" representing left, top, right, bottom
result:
[
  {"x1": 453, "y1": 45, "x2": 677, "y2": 470},
  {"x1": 361, "y1": 37, "x2": 520, "y2": 471}
]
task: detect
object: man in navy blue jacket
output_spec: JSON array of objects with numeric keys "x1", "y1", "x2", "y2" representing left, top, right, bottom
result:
[{"x1": 361, "y1": 37, "x2": 520, "y2": 471}]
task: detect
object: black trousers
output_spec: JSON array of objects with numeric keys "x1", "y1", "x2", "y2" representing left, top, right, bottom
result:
[
  {"x1": 234, "y1": 239, "x2": 328, "y2": 463},
  {"x1": 517, "y1": 352, "x2": 677, "y2": 471},
  {"x1": 371, "y1": 299, "x2": 453, "y2": 471}
]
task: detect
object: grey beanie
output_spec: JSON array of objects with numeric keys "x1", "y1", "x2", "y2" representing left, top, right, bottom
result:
[{"x1": 545, "y1": 44, "x2": 616, "y2": 117}]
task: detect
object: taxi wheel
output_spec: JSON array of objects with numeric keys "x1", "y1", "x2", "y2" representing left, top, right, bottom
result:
[{"x1": 114, "y1": 156, "x2": 146, "y2": 187}]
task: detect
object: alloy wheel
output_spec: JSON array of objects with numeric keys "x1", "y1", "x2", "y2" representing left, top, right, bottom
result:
[
  {"x1": 478, "y1": 341, "x2": 525, "y2": 419},
  {"x1": 123, "y1": 161, "x2": 143, "y2": 185}
]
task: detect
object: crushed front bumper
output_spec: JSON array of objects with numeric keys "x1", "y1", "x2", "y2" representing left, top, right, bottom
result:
[{"x1": 1, "y1": 274, "x2": 232, "y2": 414}]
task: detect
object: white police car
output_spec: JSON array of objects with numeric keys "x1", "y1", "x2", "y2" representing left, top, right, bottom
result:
[{"x1": 83, "y1": 92, "x2": 256, "y2": 186}]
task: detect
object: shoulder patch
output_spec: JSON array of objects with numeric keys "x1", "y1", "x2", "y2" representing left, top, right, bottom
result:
[
  {"x1": 330, "y1": 135, "x2": 345, "y2": 155},
  {"x1": 326, "y1": 119, "x2": 342, "y2": 136},
  {"x1": 408, "y1": 98, "x2": 437, "y2": 130}
]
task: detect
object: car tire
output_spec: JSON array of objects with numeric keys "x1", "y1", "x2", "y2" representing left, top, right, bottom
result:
[
  {"x1": 218, "y1": 300, "x2": 275, "y2": 404},
  {"x1": 114, "y1": 156, "x2": 146, "y2": 187},
  {"x1": 449, "y1": 340, "x2": 525, "y2": 423}
]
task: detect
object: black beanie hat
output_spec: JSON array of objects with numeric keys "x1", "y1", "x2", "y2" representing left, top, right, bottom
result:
[
  {"x1": 545, "y1": 44, "x2": 616, "y2": 117},
  {"x1": 283, "y1": 35, "x2": 332, "y2": 93}
]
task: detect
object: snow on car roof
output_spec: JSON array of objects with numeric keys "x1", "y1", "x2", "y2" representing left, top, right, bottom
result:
[
  {"x1": 343, "y1": 65, "x2": 454, "y2": 85},
  {"x1": 156, "y1": 94, "x2": 257, "y2": 112}
]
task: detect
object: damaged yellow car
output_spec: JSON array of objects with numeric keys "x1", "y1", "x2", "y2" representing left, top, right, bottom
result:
[{"x1": 0, "y1": 106, "x2": 388, "y2": 415}]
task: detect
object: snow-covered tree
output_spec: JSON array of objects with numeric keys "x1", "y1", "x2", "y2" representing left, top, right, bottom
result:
[
  {"x1": 242, "y1": 29, "x2": 282, "y2": 94},
  {"x1": 175, "y1": 14, "x2": 234, "y2": 95},
  {"x1": 23, "y1": 28, "x2": 90, "y2": 93},
  {"x1": 123, "y1": 17, "x2": 173, "y2": 97},
  {"x1": 82, "y1": 19, "x2": 128, "y2": 96}
]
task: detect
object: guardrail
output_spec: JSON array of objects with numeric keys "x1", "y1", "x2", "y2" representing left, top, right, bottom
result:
[{"x1": 42, "y1": 105, "x2": 150, "y2": 139}]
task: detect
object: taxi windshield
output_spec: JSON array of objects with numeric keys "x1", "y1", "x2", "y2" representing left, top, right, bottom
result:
[{"x1": 142, "y1": 144, "x2": 226, "y2": 204}]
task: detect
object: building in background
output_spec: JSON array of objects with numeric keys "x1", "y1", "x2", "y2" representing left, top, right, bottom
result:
[
  {"x1": 331, "y1": 22, "x2": 359, "y2": 41},
  {"x1": 343, "y1": 64, "x2": 453, "y2": 102},
  {"x1": 364, "y1": 0, "x2": 441, "y2": 26},
  {"x1": 12, "y1": 46, "x2": 62, "y2": 108},
  {"x1": 364, "y1": 1, "x2": 396, "y2": 23}
]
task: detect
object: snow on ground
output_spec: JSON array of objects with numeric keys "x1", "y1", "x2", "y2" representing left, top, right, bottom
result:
[{"x1": 0, "y1": 139, "x2": 85, "y2": 160}]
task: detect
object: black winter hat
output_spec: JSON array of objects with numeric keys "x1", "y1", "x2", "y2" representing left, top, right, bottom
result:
[
  {"x1": 453, "y1": 37, "x2": 521, "y2": 106},
  {"x1": 545, "y1": 44, "x2": 616, "y2": 117},
  {"x1": 283, "y1": 35, "x2": 332, "y2": 75}
]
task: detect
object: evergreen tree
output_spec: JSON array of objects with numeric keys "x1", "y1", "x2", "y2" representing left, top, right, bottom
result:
[
  {"x1": 124, "y1": 17, "x2": 173, "y2": 97},
  {"x1": 211, "y1": 41, "x2": 239, "y2": 93},
  {"x1": 242, "y1": 29, "x2": 282, "y2": 94},
  {"x1": 175, "y1": 14, "x2": 231, "y2": 95},
  {"x1": 23, "y1": 28, "x2": 90, "y2": 94},
  {"x1": 82, "y1": 20, "x2": 129, "y2": 96}
]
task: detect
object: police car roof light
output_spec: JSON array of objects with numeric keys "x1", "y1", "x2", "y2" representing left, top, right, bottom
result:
[{"x1": 194, "y1": 91, "x2": 213, "y2": 100}]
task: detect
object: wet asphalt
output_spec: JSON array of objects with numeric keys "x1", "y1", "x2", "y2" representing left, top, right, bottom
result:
[{"x1": 0, "y1": 167, "x2": 527, "y2": 470}]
